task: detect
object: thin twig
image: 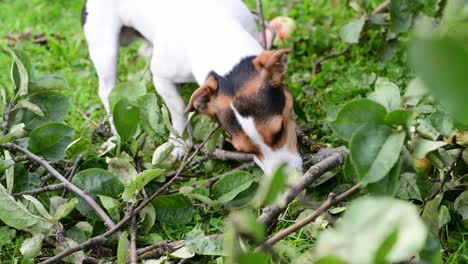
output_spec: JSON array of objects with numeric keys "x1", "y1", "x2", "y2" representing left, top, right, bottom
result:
[
  {"x1": 42, "y1": 126, "x2": 221, "y2": 264},
  {"x1": 256, "y1": 0, "x2": 267, "y2": 50},
  {"x1": 371, "y1": 0, "x2": 391, "y2": 16},
  {"x1": 129, "y1": 214, "x2": 138, "y2": 264},
  {"x1": 312, "y1": 44, "x2": 352, "y2": 75},
  {"x1": 12, "y1": 183, "x2": 65, "y2": 197},
  {"x1": 258, "y1": 149, "x2": 348, "y2": 226},
  {"x1": 425, "y1": 148, "x2": 464, "y2": 202},
  {"x1": 61, "y1": 155, "x2": 84, "y2": 197},
  {"x1": 2, "y1": 103, "x2": 13, "y2": 135},
  {"x1": 202, "y1": 147, "x2": 254, "y2": 161},
  {"x1": 137, "y1": 234, "x2": 222, "y2": 259},
  {"x1": 258, "y1": 183, "x2": 362, "y2": 249},
  {"x1": 2, "y1": 143, "x2": 117, "y2": 230}
]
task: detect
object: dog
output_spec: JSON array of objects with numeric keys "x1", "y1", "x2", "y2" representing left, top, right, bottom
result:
[{"x1": 82, "y1": 0, "x2": 302, "y2": 174}]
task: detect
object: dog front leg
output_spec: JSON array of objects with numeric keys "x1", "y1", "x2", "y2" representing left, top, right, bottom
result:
[{"x1": 152, "y1": 76, "x2": 191, "y2": 160}]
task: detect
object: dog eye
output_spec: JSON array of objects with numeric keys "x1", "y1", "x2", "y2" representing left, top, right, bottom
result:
[{"x1": 272, "y1": 122, "x2": 284, "y2": 144}]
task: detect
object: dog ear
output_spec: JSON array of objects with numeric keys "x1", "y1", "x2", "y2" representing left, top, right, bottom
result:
[
  {"x1": 186, "y1": 74, "x2": 218, "y2": 116},
  {"x1": 253, "y1": 49, "x2": 291, "y2": 86}
]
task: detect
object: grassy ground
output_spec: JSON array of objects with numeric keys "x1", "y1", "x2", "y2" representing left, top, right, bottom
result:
[{"x1": 0, "y1": 0, "x2": 466, "y2": 262}]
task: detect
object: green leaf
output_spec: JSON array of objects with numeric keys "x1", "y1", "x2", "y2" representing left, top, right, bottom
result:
[
  {"x1": 368, "y1": 79, "x2": 402, "y2": 112},
  {"x1": 28, "y1": 123, "x2": 74, "y2": 161},
  {"x1": 390, "y1": 0, "x2": 422, "y2": 33},
  {"x1": 454, "y1": 191, "x2": 468, "y2": 221},
  {"x1": 23, "y1": 195, "x2": 53, "y2": 220},
  {"x1": 107, "y1": 156, "x2": 138, "y2": 185},
  {"x1": 124, "y1": 169, "x2": 166, "y2": 202},
  {"x1": 152, "y1": 142, "x2": 174, "y2": 166},
  {"x1": 97, "y1": 195, "x2": 120, "y2": 222},
  {"x1": 170, "y1": 247, "x2": 195, "y2": 259},
  {"x1": 135, "y1": 169, "x2": 165, "y2": 190},
  {"x1": 20, "y1": 92, "x2": 70, "y2": 131},
  {"x1": 0, "y1": 184, "x2": 52, "y2": 234},
  {"x1": 430, "y1": 110, "x2": 453, "y2": 138},
  {"x1": 416, "y1": 119, "x2": 439, "y2": 140},
  {"x1": 330, "y1": 99, "x2": 387, "y2": 141},
  {"x1": 29, "y1": 75, "x2": 69, "y2": 94},
  {"x1": 6, "y1": 48, "x2": 29, "y2": 96},
  {"x1": 350, "y1": 125, "x2": 406, "y2": 184},
  {"x1": 212, "y1": 171, "x2": 257, "y2": 203},
  {"x1": 53, "y1": 238, "x2": 86, "y2": 263},
  {"x1": 113, "y1": 98, "x2": 140, "y2": 141},
  {"x1": 109, "y1": 81, "x2": 147, "y2": 111},
  {"x1": 152, "y1": 194, "x2": 194, "y2": 225},
  {"x1": 20, "y1": 234, "x2": 45, "y2": 258},
  {"x1": 12, "y1": 168, "x2": 41, "y2": 195},
  {"x1": 236, "y1": 252, "x2": 271, "y2": 264},
  {"x1": 138, "y1": 204, "x2": 156, "y2": 234},
  {"x1": 420, "y1": 233, "x2": 443, "y2": 264},
  {"x1": 17, "y1": 100, "x2": 45, "y2": 117},
  {"x1": 254, "y1": 165, "x2": 287, "y2": 207},
  {"x1": 65, "y1": 137, "x2": 90, "y2": 158},
  {"x1": 229, "y1": 210, "x2": 265, "y2": 241},
  {"x1": 366, "y1": 157, "x2": 402, "y2": 197},
  {"x1": 185, "y1": 228, "x2": 223, "y2": 256},
  {"x1": 396, "y1": 173, "x2": 422, "y2": 201},
  {"x1": 409, "y1": 35, "x2": 468, "y2": 125},
  {"x1": 438, "y1": 205, "x2": 451, "y2": 229},
  {"x1": 413, "y1": 138, "x2": 447, "y2": 159},
  {"x1": 52, "y1": 198, "x2": 78, "y2": 221},
  {"x1": 117, "y1": 231, "x2": 129, "y2": 264},
  {"x1": 339, "y1": 16, "x2": 365, "y2": 44},
  {"x1": 421, "y1": 194, "x2": 442, "y2": 239},
  {"x1": 403, "y1": 78, "x2": 427, "y2": 106},
  {"x1": 315, "y1": 197, "x2": 427, "y2": 263},
  {"x1": 72, "y1": 169, "x2": 124, "y2": 220},
  {"x1": 138, "y1": 93, "x2": 167, "y2": 143}
]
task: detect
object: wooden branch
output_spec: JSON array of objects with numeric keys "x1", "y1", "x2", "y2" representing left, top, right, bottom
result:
[
  {"x1": 61, "y1": 155, "x2": 83, "y2": 197},
  {"x1": 129, "y1": 214, "x2": 138, "y2": 264},
  {"x1": 136, "y1": 234, "x2": 222, "y2": 260},
  {"x1": 258, "y1": 149, "x2": 348, "y2": 226},
  {"x1": 201, "y1": 147, "x2": 254, "y2": 161},
  {"x1": 371, "y1": 0, "x2": 391, "y2": 16},
  {"x1": 258, "y1": 183, "x2": 361, "y2": 249},
  {"x1": 3, "y1": 143, "x2": 116, "y2": 230},
  {"x1": 42, "y1": 126, "x2": 221, "y2": 263},
  {"x1": 12, "y1": 183, "x2": 65, "y2": 197},
  {"x1": 256, "y1": 0, "x2": 267, "y2": 50},
  {"x1": 425, "y1": 148, "x2": 464, "y2": 202}
]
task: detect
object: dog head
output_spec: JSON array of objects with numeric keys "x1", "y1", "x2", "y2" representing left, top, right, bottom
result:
[{"x1": 187, "y1": 49, "x2": 302, "y2": 174}]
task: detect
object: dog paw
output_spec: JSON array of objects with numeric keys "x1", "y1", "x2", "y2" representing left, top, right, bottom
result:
[{"x1": 169, "y1": 138, "x2": 191, "y2": 161}]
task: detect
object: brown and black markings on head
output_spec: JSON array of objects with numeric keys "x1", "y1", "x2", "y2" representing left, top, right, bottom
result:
[{"x1": 187, "y1": 49, "x2": 302, "y2": 173}]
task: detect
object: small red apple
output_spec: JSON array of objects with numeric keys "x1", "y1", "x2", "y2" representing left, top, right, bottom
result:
[
  {"x1": 260, "y1": 16, "x2": 296, "y2": 47},
  {"x1": 414, "y1": 157, "x2": 433, "y2": 173}
]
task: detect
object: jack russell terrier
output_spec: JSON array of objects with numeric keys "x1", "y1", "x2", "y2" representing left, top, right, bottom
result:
[{"x1": 82, "y1": 0, "x2": 302, "y2": 174}]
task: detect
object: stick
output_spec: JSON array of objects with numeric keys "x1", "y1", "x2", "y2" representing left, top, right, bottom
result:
[
  {"x1": 258, "y1": 149, "x2": 348, "y2": 226},
  {"x1": 425, "y1": 148, "x2": 464, "y2": 202},
  {"x1": 256, "y1": 0, "x2": 267, "y2": 50},
  {"x1": 129, "y1": 214, "x2": 138, "y2": 264},
  {"x1": 136, "y1": 234, "x2": 222, "y2": 259},
  {"x1": 258, "y1": 183, "x2": 361, "y2": 249},
  {"x1": 371, "y1": 0, "x2": 391, "y2": 16},
  {"x1": 42, "y1": 126, "x2": 221, "y2": 263},
  {"x1": 3, "y1": 143, "x2": 116, "y2": 230},
  {"x1": 203, "y1": 147, "x2": 254, "y2": 161},
  {"x1": 61, "y1": 155, "x2": 83, "y2": 197},
  {"x1": 12, "y1": 183, "x2": 65, "y2": 197}
]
